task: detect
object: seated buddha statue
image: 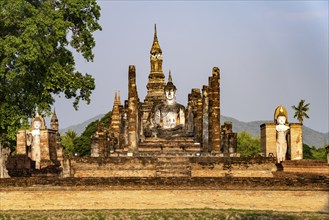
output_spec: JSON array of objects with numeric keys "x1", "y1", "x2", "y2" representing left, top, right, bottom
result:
[{"x1": 147, "y1": 72, "x2": 187, "y2": 138}]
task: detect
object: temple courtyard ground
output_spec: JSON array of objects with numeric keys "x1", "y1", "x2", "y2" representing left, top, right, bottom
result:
[{"x1": 1, "y1": 177, "x2": 328, "y2": 219}]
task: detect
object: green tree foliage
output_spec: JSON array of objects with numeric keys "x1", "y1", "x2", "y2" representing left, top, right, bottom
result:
[
  {"x1": 292, "y1": 99, "x2": 310, "y2": 124},
  {"x1": 302, "y1": 143, "x2": 313, "y2": 159},
  {"x1": 73, "y1": 120, "x2": 98, "y2": 156},
  {"x1": 0, "y1": 0, "x2": 102, "y2": 148},
  {"x1": 73, "y1": 112, "x2": 111, "y2": 156},
  {"x1": 237, "y1": 131, "x2": 260, "y2": 156},
  {"x1": 312, "y1": 147, "x2": 326, "y2": 161},
  {"x1": 99, "y1": 111, "x2": 112, "y2": 125},
  {"x1": 303, "y1": 143, "x2": 326, "y2": 161},
  {"x1": 61, "y1": 129, "x2": 77, "y2": 156},
  {"x1": 0, "y1": 104, "x2": 29, "y2": 153}
]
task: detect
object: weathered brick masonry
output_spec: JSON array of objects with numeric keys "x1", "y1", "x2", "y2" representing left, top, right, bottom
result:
[
  {"x1": 1, "y1": 176, "x2": 328, "y2": 190},
  {"x1": 61, "y1": 156, "x2": 278, "y2": 178}
]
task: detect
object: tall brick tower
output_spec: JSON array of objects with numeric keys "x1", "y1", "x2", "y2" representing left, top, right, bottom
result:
[
  {"x1": 50, "y1": 110, "x2": 59, "y2": 131},
  {"x1": 110, "y1": 91, "x2": 121, "y2": 146},
  {"x1": 141, "y1": 24, "x2": 166, "y2": 128},
  {"x1": 144, "y1": 24, "x2": 166, "y2": 107}
]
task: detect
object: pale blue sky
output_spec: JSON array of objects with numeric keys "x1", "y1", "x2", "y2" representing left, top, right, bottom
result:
[{"x1": 53, "y1": 1, "x2": 328, "y2": 133}]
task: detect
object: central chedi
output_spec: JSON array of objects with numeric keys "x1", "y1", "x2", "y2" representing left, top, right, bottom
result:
[
  {"x1": 144, "y1": 24, "x2": 166, "y2": 107},
  {"x1": 90, "y1": 25, "x2": 238, "y2": 156}
]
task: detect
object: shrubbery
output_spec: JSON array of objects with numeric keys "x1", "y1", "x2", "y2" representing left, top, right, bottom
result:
[
  {"x1": 237, "y1": 131, "x2": 260, "y2": 156},
  {"x1": 303, "y1": 143, "x2": 327, "y2": 161},
  {"x1": 61, "y1": 112, "x2": 111, "y2": 156}
]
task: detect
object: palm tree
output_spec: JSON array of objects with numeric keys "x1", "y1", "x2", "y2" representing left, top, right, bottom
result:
[
  {"x1": 61, "y1": 129, "x2": 78, "y2": 156},
  {"x1": 65, "y1": 129, "x2": 77, "y2": 140},
  {"x1": 292, "y1": 99, "x2": 310, "y2": 124}
]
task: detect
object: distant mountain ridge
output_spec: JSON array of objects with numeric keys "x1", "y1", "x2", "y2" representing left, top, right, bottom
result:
[
  {"x1": 60, "y1": 114, "x2": 329, "y2": 149},
  {"x1": 60, "y1": 114, "x2": 105, "y2": 136}
]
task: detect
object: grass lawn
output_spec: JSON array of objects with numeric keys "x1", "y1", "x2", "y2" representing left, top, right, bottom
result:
[{"x1": 0, "y1": 209, "x2": 328, "y2": 220}]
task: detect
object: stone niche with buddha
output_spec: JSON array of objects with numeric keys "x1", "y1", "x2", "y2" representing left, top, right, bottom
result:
[
  {"x1": 260, "y1": 105, "x2": 303, "y2": 161},
  {"x1": 16, "y1": 111, "x2": 62, "y2": 169},
  {"x1": 144, "y1": 72, "x2": 192, "y2": 140}
]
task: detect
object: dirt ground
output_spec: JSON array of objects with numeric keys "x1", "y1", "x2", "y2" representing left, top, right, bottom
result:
[{"x1": 1, "y1": 189, "x2": 328, "y2": 212}]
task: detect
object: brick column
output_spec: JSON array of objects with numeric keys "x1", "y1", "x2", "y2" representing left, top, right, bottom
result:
[
  {"x1": 202, "y1": 85, "x2": 209, "y2": 151},
  {"x1": 260, "y1": 123, "x2": 276, "y2": 157},
  {"x1": 210, "y1": 67, "x2": 221, "y2": 152},
  {"x1": 128, "y1": 65, "x2": 139, "y2": 153},
  {"x1": 47, "y1": 130, "x2": 58, "y2": 163},
  {"x1": 39, "y1": 130, "x2": 57, "y2": 168},
  {"x1": 16, "y1": 129, "x2": 27, "y2": 155},
  {"x1": 289, "y1": 123, "x2": 303, "y2": 160},
  {"x1": 196, "y1": 93, "x2": 203, "y2": 144},
  {"x1": 208, "y1": 77, "x2": 213, "y2": 150},
  {"x1": 190, "y1": 88, "x2": 202, "y2": 143}
]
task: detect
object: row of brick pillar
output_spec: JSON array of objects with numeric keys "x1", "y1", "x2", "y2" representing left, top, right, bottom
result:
[{"x1": 187, "y1": 67, "x2": 221, "y2": 152}]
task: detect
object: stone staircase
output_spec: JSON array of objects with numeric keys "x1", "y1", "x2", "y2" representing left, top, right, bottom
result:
[
  {"x1": 138, "y1": 137, "x2": 201, "y2": 153},
  {"x1": 156, "y1": 157, "x2": 191, "y2": 177}
]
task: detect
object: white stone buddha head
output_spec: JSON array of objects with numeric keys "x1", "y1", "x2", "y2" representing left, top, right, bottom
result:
[
  {"x1": 33, "y1": 120, "x2": 41, "y2": 130},
  {"x1": 274, "y1": 105, "x2": 288, "y2": 124},
  {"x1": 164, "y1": 71, "x2": 177, "y2": 103},
  {"x1": 277, "y1": 116, "x2": 286, "y2": 125},
  {"x1": 165, "y1": 89, "x2": 176, "y2": 101},
  {"x1": 31, "y1": 112, "x2": 43, "y2": 130}
]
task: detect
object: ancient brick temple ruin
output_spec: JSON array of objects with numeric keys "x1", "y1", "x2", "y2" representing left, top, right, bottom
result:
[
  {"x1": 2, "y1": 25, "x2": 328, "y2": 214},
  {"x1": 11, "y1": 111, "x2": 63, "y2": 175},
  {"x1": 90, "y1": 25, "x2": 237, "y2": 156},
  {"x1": 6, "y1": 25, "x2": 328, "y2": 180},
  {"x1": 260, "y1": 105, "x2": 303, "y2": 160}
]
